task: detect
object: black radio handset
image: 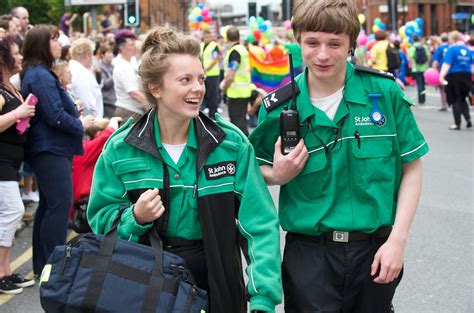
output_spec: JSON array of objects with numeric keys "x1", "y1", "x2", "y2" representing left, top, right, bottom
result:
[{"x1": 280, "y1": 53, "x2": 300, "y2": 155}]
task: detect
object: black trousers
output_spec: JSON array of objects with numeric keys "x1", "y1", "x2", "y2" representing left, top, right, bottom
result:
[
  {"x1": 282, "y1": 233, "x2": 402, "y2": 313},
  {"x1": 446, "y1": 72, "x2": 472, "y2": 127},
  {"x1": 227, "y1": 97, "x2": 249, "y2": 136},
  {"x1": 165, "y1": 242, "x2": 208, "y2": 292},
  {"x1": 204, "y1": 75, "x2": 220, "y2": 119}
]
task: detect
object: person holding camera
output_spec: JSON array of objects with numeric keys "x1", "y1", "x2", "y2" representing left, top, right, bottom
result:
[{"x1": 249, "y1": 1, "x2": 429, "y2": 312}]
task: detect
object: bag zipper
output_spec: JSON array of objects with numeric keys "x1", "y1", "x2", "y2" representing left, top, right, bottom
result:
[{"x1": 59, "y1": 245, "x2": 72, "y2": 275}]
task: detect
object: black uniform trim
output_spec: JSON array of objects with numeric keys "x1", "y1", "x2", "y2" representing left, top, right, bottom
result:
[
  {"x1": 262, "y1": 82, "x2": 300, "y2": 112},
  {"x1": 354, "y1": 65, "x2": 395, "y2": 80}
]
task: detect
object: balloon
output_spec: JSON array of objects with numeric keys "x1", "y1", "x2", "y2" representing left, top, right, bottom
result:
[
  {"x1": 366, "y1": 39, "x2": 376, "y2": 51},
  {"x1": 372, "y1": 24, "x2": 380, "y2": 33},
  {"x1": 197, "y1": 3, "x2": 204, "y2": 9},
  {"x1": 368, "y1": 33, "x2": 375, "y2": 41},
  {"x1": 399, "y1": 26, "x2": 406, "y2": 37},
  {"x1": 358, "y1": 14, "x2": 366, "y2": 25},
  {"x1": 188, "y1": 21, "x2": 199, "y2": 30},
  {"x1": 357, "y1": 33, "x2": 368, "y2": 46},
  {"x1": 424, "y1": 68, "x2": 440, "y2": 86},
  {"x1": 374, "y1": 18, "x2": 382, "y2": 26},
  {"x1": 202, "y1": 7, "x2": 209, "y2": 16},
  {"x1": 257, "y1": 17, "x2": 264, "y2": 25},
  {"x1": 253, "y1": 29, "x2": 262, "y2": 41},
  {"x1": 249, "y1": 16, "x2": 256, "y2": 23},
  {"x1": 188, "y1": 13, "x2": 197, "y2": 22},
  {"x1": 265, "y1": 29, "x2": 273, "y2": 39},
  {"x1": 196, "y1": 15, "x2": 203, "y2": 22},
  {"x1": 203, "y1": 15, "x2": 212, "y2": 22},
  {"x1": 249, "y1": 21, "x2": 259, "y2": 31},
  {"x1": 416, "y1": 28, "x2": 423, "y2": 37},
  {"x1": 260, "y1": 37, "x2": 269, "y2": 46},
  {"x1": 259, "y1": 24, "x2": 268, "y2": 32},
  {"x1": 379, "y1": 22, "x2": 386, "y2": 30},
  {"x1": 264, "y1": 20, "x2": 272, "y2": 28},
  {"x1": 283, "y1": 19, "x2": 292, "y2": 30},
  {"x1": 247, "y1": 33, "x2": 256, "y2": 43},
  {"x1": 405, "y1": 25, "x2": 415, "y2": 37},
  {"x1": 287, "y1": 29, "x2": 294, "y2": 38},
  {"x1": 193, "y1": 7, "x2": 201, "y2": 16},
  {"x1": 415, "y1": 17, "x2": 423, "y2": 26},
  {"x1": 200, "y1": 22, "x2": 209, "y2": 31},
  {"x1": 403, "y1": 37, "x2": 411, "y2": 48}
]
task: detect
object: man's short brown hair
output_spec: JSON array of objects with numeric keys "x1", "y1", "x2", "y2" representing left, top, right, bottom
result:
[{"x1": 292, "y1": 0, "x2": 359, "y2": 47}]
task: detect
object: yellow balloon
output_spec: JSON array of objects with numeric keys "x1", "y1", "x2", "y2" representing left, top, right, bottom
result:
[
  {"x1": 194, "y1": 8, "x2": 202, "y2": 16},
  {"x1": 372, "y1": 24, "x2": 380, "y2": 33},
  {"x1": 358, "y1": 14, "x2": 366, "y2": 25},
  {"x1": 403, "y1": 38, "x2": 411, "y2": 48},
  {"x1": 200, "y1": 22, "x2": 209, "y2": 31},
  {"x1": 399, "y1": 26, "x2": 406, "y2": 37}
]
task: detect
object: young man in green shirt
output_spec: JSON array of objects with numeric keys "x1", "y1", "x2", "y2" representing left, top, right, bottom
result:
[{"x1": 249, "y1": 0, "x2": 428, "y2": 312}]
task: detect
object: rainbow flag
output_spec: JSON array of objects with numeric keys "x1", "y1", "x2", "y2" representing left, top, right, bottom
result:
[{"x1": 249, "y1": 51, "x2": 290, "y2": 93}]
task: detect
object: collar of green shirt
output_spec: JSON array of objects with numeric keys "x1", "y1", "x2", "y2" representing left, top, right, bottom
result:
[
  {"x1": 296, "y1": 62, "x2": 370, "y2": 128},
  {"x1": 153, "y1": 115, "x2": 198, "y2": 151}
]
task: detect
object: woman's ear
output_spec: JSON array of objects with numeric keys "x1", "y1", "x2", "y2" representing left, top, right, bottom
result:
[{"x1": 148, "y1": 83, "x2": 161, "y2": 99}]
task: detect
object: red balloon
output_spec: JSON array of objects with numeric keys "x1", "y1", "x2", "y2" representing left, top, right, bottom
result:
[
  {"x1": 203, "y1": 15, "x2": 212, "y2": 23},
  {"x1": 253, "y1": 30, "x2": 261, "y2": 41}
]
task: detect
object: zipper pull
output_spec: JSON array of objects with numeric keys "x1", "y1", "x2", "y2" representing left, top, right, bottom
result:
[
  {"x1": 354, "y1": 131, "x2": 361, "y2": 149},
  {"x1": 193, "y1": 183, "x2": 197, "y2": 198},
  {"x1": 66, "y1": 246, "x2": 72, "y2": 259}
]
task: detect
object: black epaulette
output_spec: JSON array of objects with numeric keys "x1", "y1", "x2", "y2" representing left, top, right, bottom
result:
[
  {"x1": 262, "y1": 82, "x2": 300, "y2": 112},
  {"x1": 354, "y1": 65, "x2": 395, "y2": 80}
]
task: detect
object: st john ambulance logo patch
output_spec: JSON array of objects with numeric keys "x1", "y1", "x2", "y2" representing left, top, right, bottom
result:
[{"x1": 204, "y1": 161, "x2": 237, "y2": 180}]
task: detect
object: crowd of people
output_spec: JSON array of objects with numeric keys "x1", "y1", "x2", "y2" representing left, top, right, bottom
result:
[
  {"x1": 0, "y1": 1, "x2": 471, "y2": 312},
  {"x1": 354, "y1": 27, "x2": 473, "y2": 129}
]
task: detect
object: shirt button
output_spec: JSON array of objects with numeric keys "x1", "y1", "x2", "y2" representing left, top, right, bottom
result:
[{"x1": 174, "y1": 174, "x2": 180, "y2": 180}]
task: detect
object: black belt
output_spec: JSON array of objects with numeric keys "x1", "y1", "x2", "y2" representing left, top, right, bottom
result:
[
  {"x1": 288, "y1": 227, "x2": 392, "y2": 243},
  {"x1": 162, "y1": 237, "x2": 203, "y2": 248}
]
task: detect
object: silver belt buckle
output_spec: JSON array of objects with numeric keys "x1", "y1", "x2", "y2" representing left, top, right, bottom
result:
[{"x1": 333, "y1": 231, "x2": 349, "y2": 243}]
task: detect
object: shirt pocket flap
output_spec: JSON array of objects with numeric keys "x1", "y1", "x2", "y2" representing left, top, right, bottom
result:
[
  {"x1": 299, "y1": 150, "x2": 327, "y2": 176},
  {"x1": 352, "y1": 137, "x2": 393, "y2": 159},
  {"x1": 112, "y1": 158, "x2": 150, "y2": 175}
]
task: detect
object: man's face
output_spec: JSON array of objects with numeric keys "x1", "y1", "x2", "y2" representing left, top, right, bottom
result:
[
  {"x1": 300, "y1": 31, "x2": 351, "y2": 83},
  {"x1": 16, "y1": 8, "x2": 29, "y2": 30},
  {"x1": 203, "y1": 32, "x2": 213, "y2": 44}
]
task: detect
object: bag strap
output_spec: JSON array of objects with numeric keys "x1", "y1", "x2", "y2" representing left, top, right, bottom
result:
[
  {"x1": 141, "y1": 230, "x2": 165, "y2": 313},
  {"x1": 81, "y1": 206, "x2": 126, "y2": 312}
]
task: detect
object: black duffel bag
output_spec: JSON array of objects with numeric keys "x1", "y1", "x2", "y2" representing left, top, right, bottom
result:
[{"x1": 39, "y1": 209, "x2": 208, "y2": 313}]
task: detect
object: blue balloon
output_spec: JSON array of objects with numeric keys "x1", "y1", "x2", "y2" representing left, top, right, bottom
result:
[
  {"x1": 368, "y1": 34, "x2": 375, "y2": 41},
  {"x1": 408, "y1": 37, "x2": 414, "y2": 44},
  {"x1": 197, "y1": 3, "x2": 204, "y2": 9},
  {"x1": 259, "y1": 24, "x2": 268, "y2": 32},
  {"x1": 188, "y1": 14, "x2": 197, "y2": 22},
  {"x1": 405, "y1": 25, "x2": 415, "y2": 37},
  {"x1": 416, "y1": 28, "x2": 423, "y2": 36},
  {"x1": 196, "y1": 15, "x2": 203, "y2": 22},
  {"x1": 379, "y1": 22, "x2": 386, "y2": 30},
  {"x1": 415, "y1": 17, "x2": 423, "y2": 26}
]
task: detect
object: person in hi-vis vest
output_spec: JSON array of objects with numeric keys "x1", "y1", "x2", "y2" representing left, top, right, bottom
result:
[
  {"x1": 200, "y1": 30, "x2": 221, "y2": 119},
  {"x1": 220, "y1": 27, "x2": 252, "y2": 136}
]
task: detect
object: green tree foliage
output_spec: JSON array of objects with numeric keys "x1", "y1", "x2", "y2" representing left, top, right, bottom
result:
[{"x1": 1, "y1": 0, "x2": 90, "y2": 32}]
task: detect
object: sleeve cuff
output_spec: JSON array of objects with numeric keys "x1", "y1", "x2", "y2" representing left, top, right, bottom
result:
[
  {"x1": 401, "y1": 141, "x2": 429, "y2": 163},
  {"x1": 249, "y1": 295, "x2": 276, "y2": 313},
  {"x1": 120, "y1": 205, "x2": 153, "y2": 237}
]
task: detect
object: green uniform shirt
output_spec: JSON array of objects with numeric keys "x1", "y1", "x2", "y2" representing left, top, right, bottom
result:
[
  {"x1": 249, "y1": 62, "x2": 429, "y2": 236},
  {"x1": 153, "y1": 118, "x2": 201, "y2": 239}
]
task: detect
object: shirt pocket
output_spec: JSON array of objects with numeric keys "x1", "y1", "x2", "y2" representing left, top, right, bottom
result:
[
  {"x1": 351, "y1": 136, "x2": 394, "y2": 185},
  {"x1": 295, "y1": 150, "x2": 330, "y2": 199},
  {"x1": 112, "y1": 157, "x2": 163, "y2": 190}
]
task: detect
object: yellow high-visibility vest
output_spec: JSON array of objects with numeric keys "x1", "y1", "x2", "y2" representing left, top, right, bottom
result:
[
  {"x1": 200, "y1": 41, "x2": 220, "y2": 77},
  {"x1": 224, "y1": 44, "x2": 252, "y2": 98}
]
